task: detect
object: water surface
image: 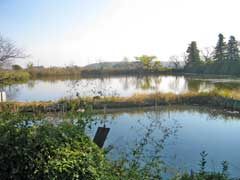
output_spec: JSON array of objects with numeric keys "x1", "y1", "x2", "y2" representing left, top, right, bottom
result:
[
  {"x1": 87, "y1": 106, "x2": 240, "y2": 177},
  {"x1": 2, "y1": 75, "x2": 240, "y2": 101}
]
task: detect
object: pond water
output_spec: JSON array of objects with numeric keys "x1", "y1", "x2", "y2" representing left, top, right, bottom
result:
[
  {"x1": 2, "y1": 75, "x2": 240, "y2": 101},
  {"x1": 87, "y1": 106, "x2": 240, "y2": 178}
]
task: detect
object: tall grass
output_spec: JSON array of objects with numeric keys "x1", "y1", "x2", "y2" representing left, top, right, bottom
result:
[{"x1": 2, "y1": 90, "x2": 240, "y2": 113}]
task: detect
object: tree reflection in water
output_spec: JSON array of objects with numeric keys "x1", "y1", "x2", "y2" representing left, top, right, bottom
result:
[
  {"x1": 27, "y1": 80, "x2": 36, "y2": 89},
  {"x1": 66, "y1": 77, "x2": 119, "y2": 98},
  {"x1": 3, "y1": 75, "x2": 240, "y2": 101}
]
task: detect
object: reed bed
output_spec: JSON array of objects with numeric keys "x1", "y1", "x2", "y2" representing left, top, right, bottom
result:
[{"x1": 1, "y1": 90, "x2": 240, "y2": 113}]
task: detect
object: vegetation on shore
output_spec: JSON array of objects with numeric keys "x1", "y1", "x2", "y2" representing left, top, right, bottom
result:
[
  {"x1": 184, "y1": 33, "x2": 240, "y2": 75},
  {"x1": 2, "y1": 33, "x2": 240, "y2": 86},
  {"x1": 27, "y1": 66, "x2": 82, "y2": 77},
  {"x1": 1, "y1": 90, "x2": 240, "y2": 113},
  {"x1": 0, "y1": 70, "x2": 30, "y2": 84},
  {"x1": 2, "y1": 103, "x2": 240, "y2": 179},
  {"x1": 28, "y1": 55, "x2": 168, "y2": 78},
  {"x1": 0, "y1": 103, "x2": 239, "y2": 179}
]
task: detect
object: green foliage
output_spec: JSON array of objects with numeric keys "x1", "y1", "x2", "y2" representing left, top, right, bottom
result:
[
  {"x1": 222, "y1": 161, "x2": 229, "y2": 177},
  {"x1": 176, "y1": 151, "x2": 239, "y2": 180},
  {"x1": 184, "y1": 34, "x2": 240, "y2": 75},
  {"x1": 0, "y1": 106, "x2": 240, "y2": 179},
  {"x1": 199, "y1": 151, "x2": 208, "y2": 174},
  {"x1": 12, "y1": 64, "x2": 23, "y2": 70},
  {"x1": 0, "y1": 104, "x2": 167, "y2": 180},
  {"x1": 0, "y1": 70, "x2": 30, "y2": 84},
  {"x1": 185, "y1": 41, "x2": 201, "y2": 66},
  {"x1": 0, "y1": 109, "x2": 115, "y2": 179},
  {"x1": 184, "y1": 60, "x2": 240, "y2": 75},
  {"x1": 214, "y1": 33, "x2": 228, "y2": 62},
  {"x1": 135, "y1": 55, "x2": 157, "y2": 69},
  {"x1": 227, "y1": 36, "x2": 239, "y2": 61},
  {"x1": 184, "y1": 41, "x2": 203, "y2": 73},
  {"x1": 153, "y1": 61, "x2": 163, "y2": 70},
  {"x1": 28, "y1": 66, "x2": 82, "y2": 77},
  {"x1": 27, "y1": 62, "x2": 34, "y2": 69}
]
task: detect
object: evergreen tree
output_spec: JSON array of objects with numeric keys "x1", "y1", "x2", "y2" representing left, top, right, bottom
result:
[
  {"x1": 227, "y1": 36, "x2": 239, "y2": 61},
  {"x1": 185, "y1": 41, "x2": 201, "y2": 66},
  {"x1": 214, "y1": 33, "x2": 227, "y2": 61}
]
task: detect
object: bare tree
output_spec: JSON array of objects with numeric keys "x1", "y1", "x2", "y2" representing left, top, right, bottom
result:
[
  {"x1": 169, "y1": 55, "x2": 181, "y2": 69},
  {"x1": 0, "y1": 35, "x2": 26, "y2": 66},
  {"x1": 200, "y1": 47, "x2": 214, "y2": 62}
]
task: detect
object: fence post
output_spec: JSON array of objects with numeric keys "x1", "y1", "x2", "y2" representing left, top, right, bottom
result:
[{"x1": 0, "y1": 92, "x2": 7, "y2": 102}]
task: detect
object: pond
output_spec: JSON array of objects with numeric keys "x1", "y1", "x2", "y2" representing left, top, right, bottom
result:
[
  {"x1": 87, "y1": 106, "x2": 240, "y2": 178},
  {"x1": 2, "y1": 75, "x2": 240, "y2": 101}
]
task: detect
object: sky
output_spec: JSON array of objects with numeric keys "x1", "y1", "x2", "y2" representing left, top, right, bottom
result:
[{"x1": 1, "y1": 0, "x2": 240, "y2": 67}]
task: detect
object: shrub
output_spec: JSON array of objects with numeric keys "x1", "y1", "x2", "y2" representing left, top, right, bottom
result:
[
  {"x1": 175, "y1": 151, "x2": 240, "y2": 180},
  {"x1": 12, "y1": 64, "x2": 23, "y2": 71},
  {"x1": 0, "y1": 70, "x2": 30, "y2": 83},
  {"x1": 0, "y1": 110, "x2": 113, "y2": 179}
]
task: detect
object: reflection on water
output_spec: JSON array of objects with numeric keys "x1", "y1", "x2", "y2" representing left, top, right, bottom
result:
[
  {"x1": 2, "y1": 75, "x2": 240, "y2": 101},
  {"x1": 87, "y1": 106, "x2": 240, "y2": 177}
]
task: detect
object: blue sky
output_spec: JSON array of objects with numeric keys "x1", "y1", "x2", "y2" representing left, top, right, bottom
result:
[
  {"x1": 0, "y1": 0, "x2": 106, "y2": 41},
  {"x1": 0, "y1": 0, "x2": 110, "y2": 66},
  {"x1": 1, "y1": 0, "x2": 240, "y2": 66}
]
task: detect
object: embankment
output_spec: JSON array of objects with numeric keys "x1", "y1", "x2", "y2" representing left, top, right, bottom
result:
[{"x1": 1, "y1": 91, "x2": 240, "y2": 113}]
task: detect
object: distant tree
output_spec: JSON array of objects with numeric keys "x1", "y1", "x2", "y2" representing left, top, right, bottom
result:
[
  {"x1": 185, "y1": 41, "x2": 201, "y2": 67},
  {"x1": 135, "y1": 55, "x2": 157, "y2": 69},
  {"x1": 227, "y1": 35, "x2": 239, "y2": 61},
  {"x1": 201, "y1": 47, "x2": 214, "y2": 63},
  {"x1": 213, "y1": 33, "x2": 227, "y2": 61},
  {"x1": 0, "y1": 34, "x2": 26, "y2": 66},
  {"x1": 169, "y1": 55, "x2": 181, "y2": 69},
  {"x1": 12, "y1": 64, "x2": 23, "y2": 70},
  {"x1": 27, "y1": 62, "x2": 34, "y2": 69},
  {"x1": 152, "y1": 61, "x2": 163, "y2": 70}
]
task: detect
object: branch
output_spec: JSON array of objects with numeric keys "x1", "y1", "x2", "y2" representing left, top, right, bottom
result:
[{"x1": 0, "y1": 35, "x2": 27, "y2": 64}]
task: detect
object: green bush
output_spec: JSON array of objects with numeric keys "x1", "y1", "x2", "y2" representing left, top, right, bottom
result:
[
  {"x1": 174, "y1": 151, "x2": 240, "y2": 180},
  {"x1": 28, "y1": 67, "x2": 82, "y2": 77},
  {"x1": 12, "y1": 64, "x2": 23, "y2": 71},
  {"x1": 0, "y1": 110, "x2": 114, "y2": 179},
  {"x1": 0, "y1": 70, "x2": 30, "y2": 83}
]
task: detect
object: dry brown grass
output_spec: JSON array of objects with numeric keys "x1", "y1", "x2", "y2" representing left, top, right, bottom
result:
[{"x1": 1, "y1": 90, "x2": 240, "y2": 113}]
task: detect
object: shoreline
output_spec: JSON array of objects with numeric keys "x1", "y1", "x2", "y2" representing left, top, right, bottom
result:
[
  {"x1": 1, "y1": 91, "x2": 240, "y2": 113},
  {"x1": 1, "y1": 71, "x2": 240, "y2": 87}
]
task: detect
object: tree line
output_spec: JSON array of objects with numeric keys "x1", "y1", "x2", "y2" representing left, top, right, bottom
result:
[{"x1": 184, "y1": 34, "x2": 240, "y2": 75}]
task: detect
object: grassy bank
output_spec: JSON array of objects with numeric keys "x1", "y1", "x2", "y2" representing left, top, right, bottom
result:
[
  {"x1": 28, "y1": 66, "x2": 82, "y2": 77},
  {"x1": 1, "y1": 90, "x2": 240, "y2": 113},
  {"x1": 0, "y1": 70, "x2": 30, "y2": 84}
]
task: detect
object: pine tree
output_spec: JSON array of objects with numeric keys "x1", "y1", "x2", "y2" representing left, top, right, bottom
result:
[
  {"x1": 227, "y1": 36, "x2": 239, "y2": 61},
  {"x1": 185, "y1": 41, "x2": 201, "y2": 66},
  {"x1": 214, "y1": 33, "x2": 227, "y2": 61}
]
